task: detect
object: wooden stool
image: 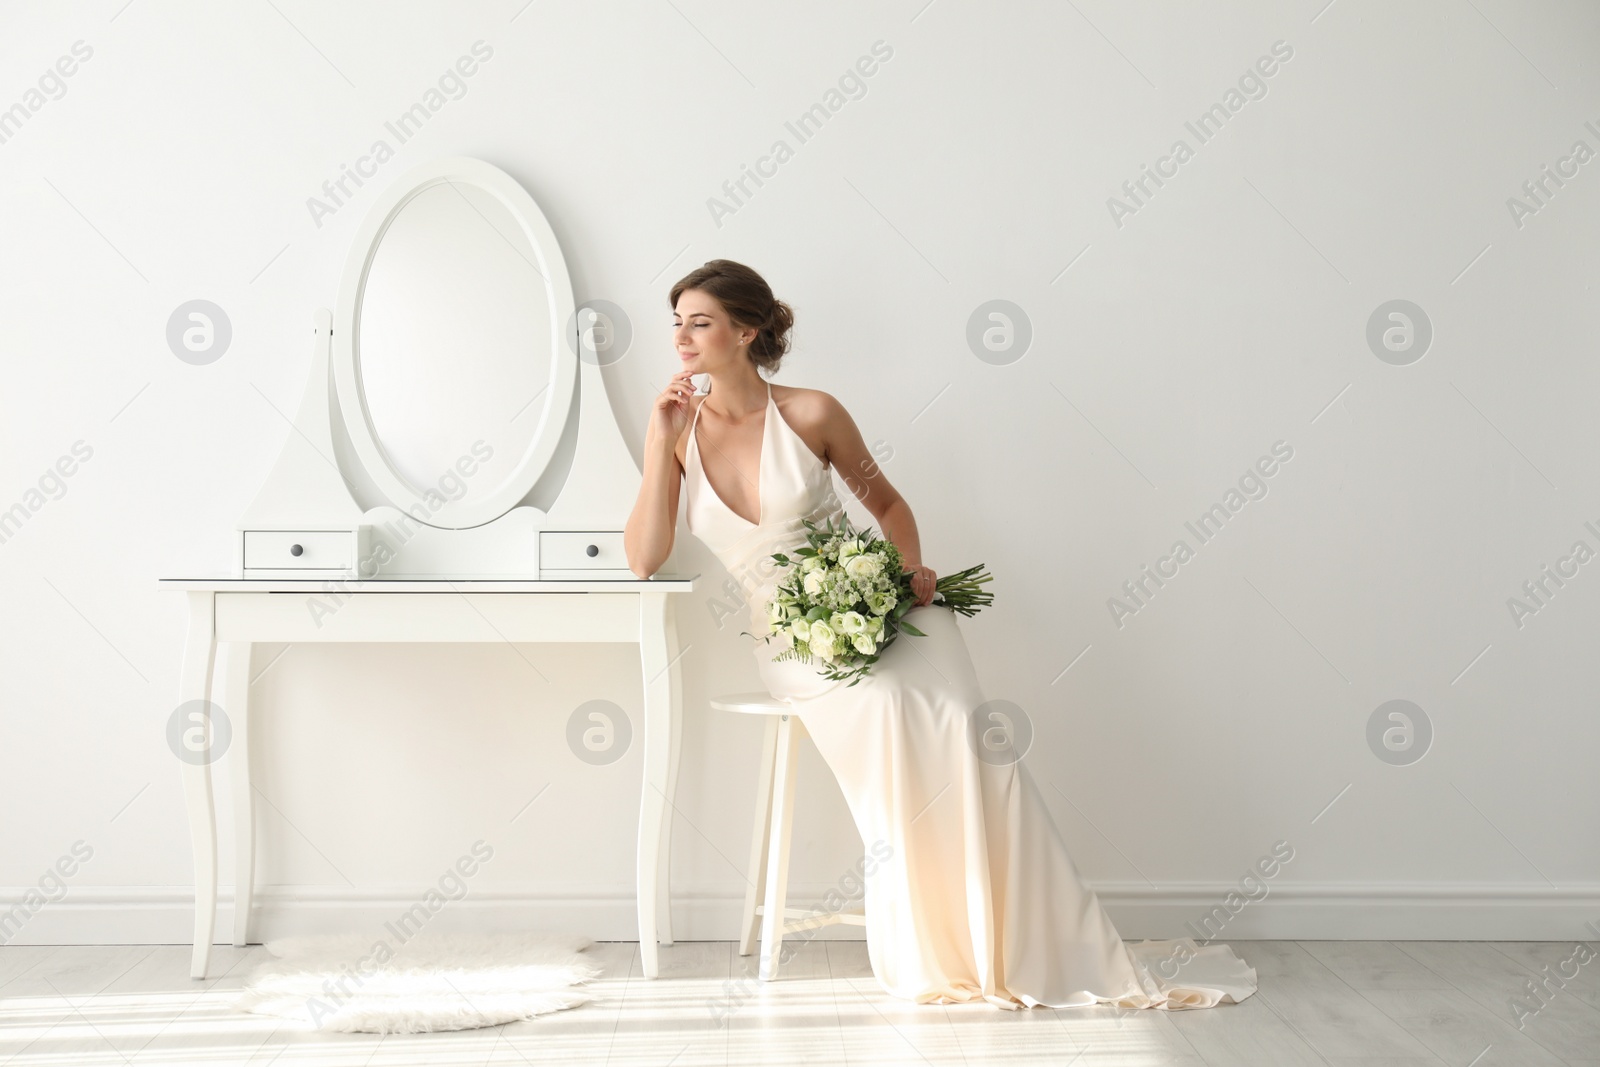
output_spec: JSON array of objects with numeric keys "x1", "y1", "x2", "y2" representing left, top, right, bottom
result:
[{"x1": 711, "y1": 691, "x2": 867, "y2": 980}]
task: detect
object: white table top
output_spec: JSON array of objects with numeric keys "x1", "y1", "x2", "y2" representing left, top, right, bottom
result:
[{"x1": 158, "y1": 574, "x2": 699, "y2": 592}]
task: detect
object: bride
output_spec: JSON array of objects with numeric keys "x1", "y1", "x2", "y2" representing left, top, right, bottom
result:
[{"x1": 624, "y1": 259, "x2": 1257, "y2": 1010}]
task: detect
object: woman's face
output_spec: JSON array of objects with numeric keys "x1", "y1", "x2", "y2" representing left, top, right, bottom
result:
[{"x1": 673, "y1": 289, "x2": 752, "y2": 377}]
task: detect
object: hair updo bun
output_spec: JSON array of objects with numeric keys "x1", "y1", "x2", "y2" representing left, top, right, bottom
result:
[{"x1": 670, "y1": 259, "x2": 794, "y2": 376}]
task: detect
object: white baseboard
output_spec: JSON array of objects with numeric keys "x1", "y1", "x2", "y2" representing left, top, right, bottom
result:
[
  {"x1": 3, "y1": 881, "x2": 1598, "y2": 946},
  {"x1": 1095, "y1": 881, "x2": 1600, "y2": 941}
]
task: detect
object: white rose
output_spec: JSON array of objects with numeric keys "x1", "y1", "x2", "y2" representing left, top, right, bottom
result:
[
  {"x1": 803, "y1": 569, "x2": 828, "y2": 597},
  {"x1": 835, "y1": 610, "x2": 867, "y2": 635},
  {"x1": 809, "y1": 621, "x2": 836, "y2": 660},
  {"x1": 838, "y1": 538, "x2": 864, "y2": 559},
  {"x1": 851, "y1": 632, "x2": 877, "y2": 655},
  {"x1": 844, "y1": 553, "x2": 882, "y2": 582}
]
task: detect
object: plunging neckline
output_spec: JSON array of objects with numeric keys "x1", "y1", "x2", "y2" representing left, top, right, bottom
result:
[{"x1": 692, "y1": 381, "x2": 773, "y2": 528}]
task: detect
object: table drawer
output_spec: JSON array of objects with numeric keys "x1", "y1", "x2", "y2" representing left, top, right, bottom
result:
[
  {"x1": 243, "y1": 530, "x2": 352, "y2": 570},
  {"x1": 540, "y1": 531, "x2": 628, "y2": 570}
]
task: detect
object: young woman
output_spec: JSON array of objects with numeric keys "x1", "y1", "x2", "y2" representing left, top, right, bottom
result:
[{"x1": 624, "y1": 259, "x2": 1257, "y2": 1010}]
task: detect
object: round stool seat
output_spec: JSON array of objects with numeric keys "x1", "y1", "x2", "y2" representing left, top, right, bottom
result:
[{"x1": 710, "y1": 691, "x2": 794, "y2": 715}]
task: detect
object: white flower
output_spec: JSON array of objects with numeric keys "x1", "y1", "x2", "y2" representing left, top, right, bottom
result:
[
  {"x1": 809, "y1": 620, "x2": 836, "y2": 660},
  {"x1": 803, "y1": 568, "x2": 828, "y2": 597},
  {"x1": 839, "y1": 538, "x2": 865, "y2": 559},
  {"x1": 788, "y1": 618, "x2": 812, "y2": 644},
  {"x1": 851, "y1": 632, "x2": 877, "y2": 655},
  {"x1": 843, "y1": 553, "x2": 882, "y2": 582},
  {"x1": 801, "y1": 555, "x2": 826, "y2": 573},
  {"x1": 834, "y1": 610, "x2": 867, "y2": 635}
]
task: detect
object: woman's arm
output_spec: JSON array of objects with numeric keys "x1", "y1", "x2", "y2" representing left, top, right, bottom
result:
[
  {"x1": 624, "y1": 430, "x2": 681, "y2": 578},
  {"x1": 624, "y1": 379, "x2": 694, "y2": 579},
  {"x1": 814, "y1": 392, "x2": 937, "y2": 605}
]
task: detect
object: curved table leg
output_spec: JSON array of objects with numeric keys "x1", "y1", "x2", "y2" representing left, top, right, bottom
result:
[
  {"x1": 658, "y1": 594, "x2": 683, "y2": 946},
  {"x1": 637, "y1": 591, "x2": 674, "y2": 978},
  {"x1": 179, "y1": 591, "x2": 218, "y2": 979},
  {"x1": 221, "y1": 642, "x2": 254, "y2": 947}
]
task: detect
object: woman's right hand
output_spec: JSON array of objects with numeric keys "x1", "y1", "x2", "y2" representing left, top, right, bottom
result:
[{"x1": 651, "y1": 368, "x2": 698, "y2": 447}]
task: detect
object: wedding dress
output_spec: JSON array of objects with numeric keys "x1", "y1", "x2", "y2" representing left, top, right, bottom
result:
[{"x1": 683, "y1": 379, "x2": 1258, "y2": 1010}]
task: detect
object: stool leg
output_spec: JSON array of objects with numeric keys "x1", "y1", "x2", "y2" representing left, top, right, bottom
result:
[
  {"x1": 739, "y1": 716, "x2": 780, "y2": 957},
  {"x1": 759, "y1": 713, "x2": 800, "y2": 981}
]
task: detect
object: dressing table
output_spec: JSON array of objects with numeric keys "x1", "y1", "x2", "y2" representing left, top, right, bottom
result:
[{"x1": 161, "y1": 157, "x2": 695, "y2": 980}]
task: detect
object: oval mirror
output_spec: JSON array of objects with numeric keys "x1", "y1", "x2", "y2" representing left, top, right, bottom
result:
[{"x1": 333, "y1": 157, "x2": 577, "y2": 529}]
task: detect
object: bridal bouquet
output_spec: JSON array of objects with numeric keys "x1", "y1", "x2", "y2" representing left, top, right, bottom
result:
[{"x1": 743, "y1": 514, "x2": 994, "y2": 686}]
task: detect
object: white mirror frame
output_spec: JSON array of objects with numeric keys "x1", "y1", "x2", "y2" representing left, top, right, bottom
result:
[{"x1": 332, "y1": 156, "x2": 577, "y2": 530}]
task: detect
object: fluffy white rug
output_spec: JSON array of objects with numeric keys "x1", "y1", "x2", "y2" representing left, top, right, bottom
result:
[{"x1": 233, "y1": 928, "x2": 604, "y2": 1034}]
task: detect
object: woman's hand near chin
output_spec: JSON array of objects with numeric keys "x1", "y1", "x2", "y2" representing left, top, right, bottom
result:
[{"x1": 652, "y1": 368, "x2": 696, "y2": 444}]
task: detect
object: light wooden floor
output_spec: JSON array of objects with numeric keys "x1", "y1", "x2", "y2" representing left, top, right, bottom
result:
[{"x1": 1, "y1": 939, "x2": 1596, "y2": 1065}]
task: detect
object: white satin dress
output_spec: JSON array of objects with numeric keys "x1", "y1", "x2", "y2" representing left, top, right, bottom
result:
[{"x1": 683, "y1": 380, "x2": 1258, "y2": 1010}]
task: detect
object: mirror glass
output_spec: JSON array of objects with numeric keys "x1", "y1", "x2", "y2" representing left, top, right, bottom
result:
[{"x1": 357, "y1": 180, "x2": 552, "y2": 511}]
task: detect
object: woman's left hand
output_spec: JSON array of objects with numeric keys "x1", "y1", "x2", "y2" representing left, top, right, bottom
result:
[{"x1": 906, "y1": 563, "x2": 937, "y2": 607}]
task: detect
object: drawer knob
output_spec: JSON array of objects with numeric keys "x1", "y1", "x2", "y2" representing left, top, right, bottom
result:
[
  {"x1": 586, "y1": 544, "x2": 599, "y2": 557},
  {"x1": 290, "y1": 543, "x2": 304, "y2": 557}
]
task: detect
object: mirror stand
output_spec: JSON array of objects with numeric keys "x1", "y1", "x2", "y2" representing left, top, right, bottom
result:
[{"x1": 234, "y1": 159, "x2": 643, "y2": 581}]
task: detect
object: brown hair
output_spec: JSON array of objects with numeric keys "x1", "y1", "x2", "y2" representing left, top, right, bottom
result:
[{"x1": 669, "y1": 259, "x2": 794, "y2": 377}]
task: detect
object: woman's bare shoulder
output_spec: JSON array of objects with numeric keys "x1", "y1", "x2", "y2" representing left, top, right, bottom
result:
[
  {"x1": 772, "y1": 383, "x2": 847, "y2": 423},
  {"x1": 772, "y1": 384, "x2": 848, "y2": 468}
]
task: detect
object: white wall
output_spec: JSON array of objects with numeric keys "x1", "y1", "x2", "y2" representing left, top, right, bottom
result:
[{"x1": 3, "y1": 0, "x2": 1597, "y2": 946}]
